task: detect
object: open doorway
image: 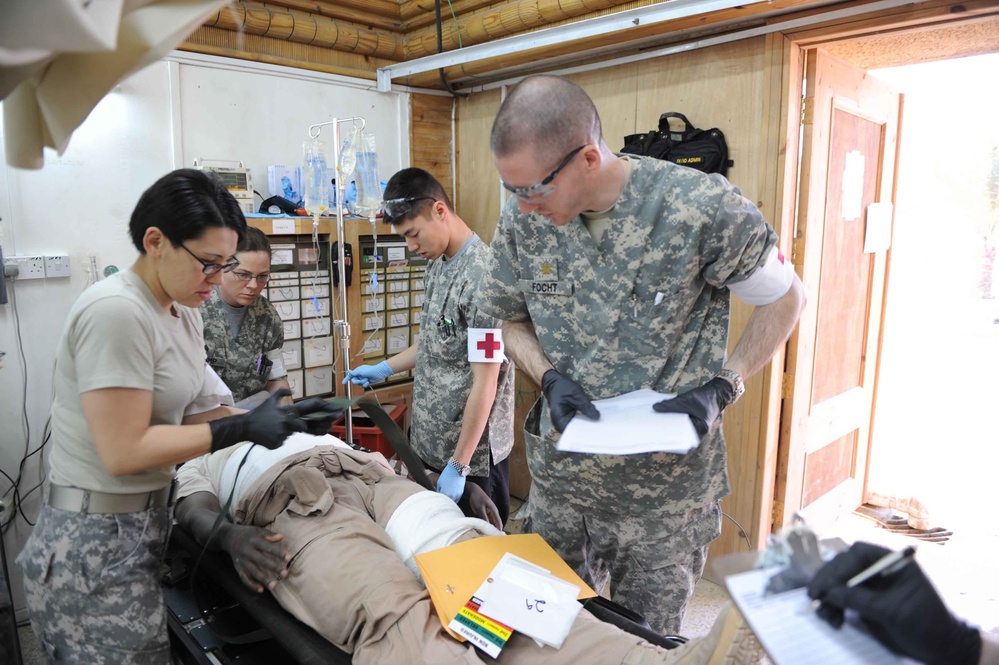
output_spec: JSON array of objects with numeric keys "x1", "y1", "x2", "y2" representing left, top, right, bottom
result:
[
  {"x1": 777, "y1": 35, "x2": 999, "y2": 632},
  {"x1": 858, "y1": 53, "x2": 999, "y2": 632}
]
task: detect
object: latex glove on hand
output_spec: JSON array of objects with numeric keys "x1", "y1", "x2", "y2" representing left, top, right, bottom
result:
[
  {"x1": 209, "y1": 388, "x2": 306, "y2": 451},
  {"x1": 652, "y1": 377, "x2": 734, "y2": 437},
  {"x1": 437, "y1": 463, "x2": 466, "y2": 503},
  {"x1": 807, "y1": 542, "x2": 982, "y2": 665},
  {"x1": 219, "y1": 523, "x2": 291, "y2": 593},
  {"x1": 541, "y1": 369, "x2": 600, "y2": 433},
  {"x1": 291, "y1": 397, "x2": 345, "y2": 436},
  {"x1": 342, "y1": 360, "x2": 393, "y2": 388}
]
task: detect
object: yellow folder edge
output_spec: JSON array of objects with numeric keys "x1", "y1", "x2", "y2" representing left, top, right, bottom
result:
[{"x1": 414, "y1": 532, "x2": 597, "y2": 641}]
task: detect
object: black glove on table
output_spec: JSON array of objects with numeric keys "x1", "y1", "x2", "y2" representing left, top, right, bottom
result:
[
  {"x1": 807, "y1": 542, "x2": 982, "y2": 665},
  {"x1": 541, "y1": 369, "x2": 600, "y2": 433},
  {"x1": 209, "y1": 388, "x2": 306, "y2": 451},
  {"x1": 652, "y1": 377, "x2": 734, "y2": 437}
]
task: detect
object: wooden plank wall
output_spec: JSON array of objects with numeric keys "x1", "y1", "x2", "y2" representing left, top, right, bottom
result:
[
  {"x1": 454, "y1": 36, "x2": 792, "y2": 558},
  {"x1": 410, "y1": 94, "x2": 455, "y2": 199}
]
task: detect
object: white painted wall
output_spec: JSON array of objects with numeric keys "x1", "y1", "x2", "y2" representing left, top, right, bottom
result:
[{"x1": 0, "y1": 53, "x2": 410, "y2": 618}]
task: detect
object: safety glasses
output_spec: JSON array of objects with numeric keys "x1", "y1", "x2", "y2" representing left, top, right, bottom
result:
[
  {"x1": 501, "y1": 145, "x2": 586, "y2": 203},
  {"x1": 230, "y1": 270, "x2": 271, "y2": 284},
  {"x1": 379, "y1": 196, "x2": 437, "y2": 221}
]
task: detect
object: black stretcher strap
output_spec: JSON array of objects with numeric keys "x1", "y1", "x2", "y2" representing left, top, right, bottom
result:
[{"x1": 326, "y1": 396, "x2": 435, "y2": 491}]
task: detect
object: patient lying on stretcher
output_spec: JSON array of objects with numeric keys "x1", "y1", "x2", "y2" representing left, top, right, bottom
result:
[{"x1": 174, "y1": 433, "x2": 763, "y2": 665}]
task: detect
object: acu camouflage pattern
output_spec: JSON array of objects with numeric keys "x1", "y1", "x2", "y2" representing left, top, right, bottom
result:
[
  {"x1": 481, "y1": 156, "x2": 778, "y2": 515},
  {"x1": 17, "y1": 504, "x2": 172, "y2": 664},
  {"x1": 202, "y1": 288, "x2": 285, "y2": 402},
  {"x1": 411, "y1": 237, "x2": 515, "y2": 476},
  {"x1": 527, "y1": 483, "x2": 721, "y2": 635}
]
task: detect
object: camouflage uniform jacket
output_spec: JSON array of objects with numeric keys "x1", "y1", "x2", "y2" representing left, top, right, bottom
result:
[
  {"x1": 202, "y1": 289, "x2": 286, "y2": 402},
  {"x1": 411, "y1": 236, "x2": 515, "y2": 476},
  {"x1": 480, "y1": 156, "x2": 777, "y2": 515}
]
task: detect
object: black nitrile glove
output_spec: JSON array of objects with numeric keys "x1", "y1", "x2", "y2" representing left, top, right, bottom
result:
[
  {"x1": 541, "y1": 369, "x2": 600, "y2": 433},
  {"x1": 807, "y1": 542, "x2": 982, "y2": 665},
  {"x1": 652, "y1": 377, "x2": 734, "y2": 437},
  {"x1": 209, "y1": 388, "x2": 306, "y2": 451},
  {"x1": 292, "y1": 397, "x2": 345, "y2": 436}
]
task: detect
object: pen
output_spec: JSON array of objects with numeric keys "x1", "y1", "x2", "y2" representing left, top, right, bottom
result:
[
  {"x1": 654, "y1": 291, "x2": 665, "y2": 306},
  {"x1": 804, "y1": 545, "x2": 916, "y2": 614},
  {"x1": 256, "y1": 353, "x2": 263, "y2": 374}
]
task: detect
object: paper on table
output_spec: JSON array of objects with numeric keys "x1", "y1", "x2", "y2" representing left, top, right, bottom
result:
[
  {"x1": 556, "y1": 389, "x2": 700, "y2": 455},
  {"x1": 725, "y1": 567, "x2": 908, "y2": 665}
]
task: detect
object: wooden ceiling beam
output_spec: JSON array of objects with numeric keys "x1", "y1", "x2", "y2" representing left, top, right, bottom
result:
[
  {"x1": 403, "y1": 0, "x2": 640, "y2": 60},
  {"x1": 207, "y1": 2, "x2": 404, "y2": 60},
  {"x1": 778, "y1": 0, "x2": 999, "y2": 44},
  {"x1": 269, "y1": 0, "x2": 402, "y2": 21},
  {"x1": 181, "y1": 25, "x2": 397, "y2": 80},
  {"x1": 399, "y1": 0, "x2": 830, "y2": 87},
  {"x1": 261, "y1": 0, "x2": 404, "y2": 31},
  {"x1": 400, "y1": 0, "x2": 504, "y2": 31}
]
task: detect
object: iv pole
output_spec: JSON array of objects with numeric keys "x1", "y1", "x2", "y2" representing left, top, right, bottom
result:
[{"x1": 308, "y1": 116, "x2": 365, "y2": 445}]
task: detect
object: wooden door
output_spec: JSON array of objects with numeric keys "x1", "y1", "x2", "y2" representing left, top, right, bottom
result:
[{"x1": 774, "y1": 49, "x2": 901, "y2": 531}]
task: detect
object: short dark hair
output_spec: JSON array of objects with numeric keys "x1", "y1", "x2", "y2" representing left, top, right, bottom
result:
[
  {"x1": 381, "y1": 168, "x2": 452, "y2": 226},
  {"x1": 490, "y1": 75, "x2": 602, "y2": 160},
  {"x1": 128, "y1": 168, "x2": 247, "y2": 253},
  {"x1": 238, "y1": 225, "x2": 271, "y2": 254}
]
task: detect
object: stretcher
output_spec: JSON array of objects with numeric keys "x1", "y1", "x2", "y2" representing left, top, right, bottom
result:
[
  {"x1": 164, "y1": 404, "x2": 686, "y2": 663},
  {"x1": 163, "y1": 523, "x2": 686, "y2": 664}
]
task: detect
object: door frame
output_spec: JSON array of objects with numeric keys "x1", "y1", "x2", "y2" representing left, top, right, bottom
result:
[{"x1": 764, "y1": 4, "x2": 999, "y2": 536}]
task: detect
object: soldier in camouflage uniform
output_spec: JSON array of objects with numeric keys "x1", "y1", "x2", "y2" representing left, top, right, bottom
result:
[
  {"x1": 202, "y1": 226, "x2": 289, "y2": 404},
  {"x1": 481, "y1": 76, "x2": 806, "y2": 634},
  {"x1": 16, "y1": 170, "x2": 318, "y2": 663},
  {"x1": 345, "y1": 168, "x2": 515, "y2": 524}
]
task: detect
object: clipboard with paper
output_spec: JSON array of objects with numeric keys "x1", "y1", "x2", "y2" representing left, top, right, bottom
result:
[{"x1": 414, "y1": 533, "x2": 598, "y2": 642}]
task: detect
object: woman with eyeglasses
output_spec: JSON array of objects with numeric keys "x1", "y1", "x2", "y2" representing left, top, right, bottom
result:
[
  {"x1": 17, "y1": 169, "x2": 330, "y2": 664},
  {"x1": 202, "y1": 225, "x2": 291, "y2": 405}
]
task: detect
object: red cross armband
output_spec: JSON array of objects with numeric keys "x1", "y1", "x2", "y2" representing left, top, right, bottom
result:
[{"x1": 467, "y1": 328, "x2": 505, "y2": 363}]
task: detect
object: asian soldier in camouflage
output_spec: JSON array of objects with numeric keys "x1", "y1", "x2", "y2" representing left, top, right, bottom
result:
[
  {"x1": 481, "y1": 75, "x2": 806, "y2": 634},
  {"x1": 345, "y1": 169, "x2": 516, "y2": 523}
]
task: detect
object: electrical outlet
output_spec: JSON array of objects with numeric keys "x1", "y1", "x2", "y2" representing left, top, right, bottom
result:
[
  {"x1": 3, "y1": 255, "x2": 45, "y2": 279},
  {"x1": 44, "y1": 254, "x2": 71, "y2": 278}
]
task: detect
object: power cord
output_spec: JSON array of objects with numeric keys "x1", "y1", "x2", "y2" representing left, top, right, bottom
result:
[
  {"x1": 721, "y1": 510, "x2": 753, "y2": 551},
  {"x1": 0, "y1": 279, "x2": 51, "y2": 531}
]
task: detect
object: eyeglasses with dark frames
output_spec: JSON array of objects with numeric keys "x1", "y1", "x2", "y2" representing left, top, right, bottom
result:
[
  {"x1": 501, "y1": 144, "x2": 586, "y2": 203},
  {"x1": 179, "y1": 243, "x2": 240, "y2": 275},
  {"x1": 230, "y1": 270, "x2": 271, "y2": 284}
]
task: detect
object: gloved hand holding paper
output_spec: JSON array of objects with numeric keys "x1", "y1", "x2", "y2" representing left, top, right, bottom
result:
[{"x1": 556, "y1": 389, "x2": 700, "y2": 455}]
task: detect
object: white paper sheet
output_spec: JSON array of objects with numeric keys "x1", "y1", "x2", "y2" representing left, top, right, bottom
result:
[
  {"x1": 556, "y1": 389, "x2": 700, "y2": 455},
  {"x1": 473, "y1": 553, "x2": 582, "y2": 649},
  {"x1": 863, "y1": 202, "x2": 894, "y2": 253},
  {"x1": 725, "y1": 567, "x2": 908, "y2": 665}
]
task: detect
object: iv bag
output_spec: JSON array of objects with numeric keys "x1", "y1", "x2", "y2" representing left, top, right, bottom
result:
[
  {"x1": 338, "y1": 126, "x2": 361, "y2": 191},
  {"x1": 353, "y1": 130, "x2": 381, "y2": 218},
  {"x1": 302, "y1": 139, "x2": 328, "y2": 217}
]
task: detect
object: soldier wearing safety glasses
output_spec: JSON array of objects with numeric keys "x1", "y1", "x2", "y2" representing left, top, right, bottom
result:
[
  {"x1": 345, "y1": 168, "x2": 515, "y2": 525},
  {"x1": 479, "y1": 75, "x2": 807, "y2": 635},
  {"x1": 202, "y1": 226, "x2": 290, "y2": 404}
]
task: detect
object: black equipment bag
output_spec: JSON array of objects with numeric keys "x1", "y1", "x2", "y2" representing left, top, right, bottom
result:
[{"x1": 622, "y1": 112, "x2": 732, "y2": 177}]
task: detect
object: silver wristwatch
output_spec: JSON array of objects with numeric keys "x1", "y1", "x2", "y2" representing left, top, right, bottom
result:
[
  {"x1": 716, "y1": 369, "x2": 745, "y2": 405},
  {"x1": 447, "y1": 458, "x2": 471, "y2": 477}
]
